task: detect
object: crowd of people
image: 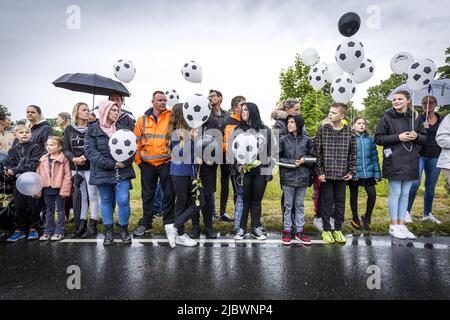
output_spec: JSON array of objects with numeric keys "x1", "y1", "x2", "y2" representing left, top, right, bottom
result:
[{"x1": 1, "y1": 89, "x2": 449, "y2": 247}]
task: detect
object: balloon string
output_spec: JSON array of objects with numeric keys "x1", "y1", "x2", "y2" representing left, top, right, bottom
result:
[
  {"x1": 315, "y1": 91, "x2": 318, "y2": 127},
  {"x1": 115, "y1": 168, "x2": 121, "y2": 191}
]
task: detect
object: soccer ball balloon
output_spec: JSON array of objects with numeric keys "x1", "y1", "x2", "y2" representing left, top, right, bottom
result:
[
  {"x1": 308, "y1": 63, "x2": 328, "y2": 91},
  {"x1": 324, "y1": 63, "x2": 344, "y2": 83},
  {"x1": 232, "y1": 132, "x2": 259, "y2": 165},
  {"x1": 16, "y1": 172, "x2": 43, "y2": 196},
  {"x1": 390, "y1": 52, "x2": 414, "y2": 75},
  {"x1": 165, "y1": 89, "x2": 180, "y2": 109},
  {"x1": 181, "y1": 60, "x2": 202, "y2": 83},
  {"x1": 406, "y1": 59, "x2": 437, "y2": 91},
  {"x1": 183, "y1": 94, "x2": 211, "y2": 128},
  {"x1": 108, "y1": 129, "x2": 137, "y2": 162},
  {"x1": 351, "y1": 58, "x2": 375, "y2": 84},
  {"x1": 113, "y1": 59, "x2": 136, "y2": 83},
  {"x1": 331, "y1": 76, "x2": 356, "y2": 104},
  {"x1": 335, "y1": 38, "x2": 365, "y2": 74}
]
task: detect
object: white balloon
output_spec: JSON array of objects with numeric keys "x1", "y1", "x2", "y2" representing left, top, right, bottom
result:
[
  {"x1": 331, "y1": 76, "x2": 356, "y2": 104},
  {"x1": 335, "y1": 38, "x2": 365, "y2": 73},
  {"x1": 308, "y1": 63, "x2": 328, "y2": 91},
  {"x1": 390, "y1": 52, "x2": 414, "y2": 75},
  {"x1": 406, "y1": 59, "x2": 437, "y2": 91},
  {"x1": 351, "y1": 58, "x2": 375, "y2": 84},
  {"x1": 181, "y1": 61, "x2": 202, "y2": 83},
  {"x1": 108, "y1": 129, "x2": 137, "y2": 162},
  {"x1": 16, "y1": 172, "x2": 43, "y2": 196},
  {"x1": 165, "y1": 89, "x2": 180, "y2": 109},
  {"x1": 232, "y1": 132, "x2": 259, "y2": 165},
  {"x1": 183, "y1": 94, "x2": 211, "y2": 128},
  {"x1": 324, "y1": 63, "x2": 344, "y2": 83},
  {"x1": 113, "y1": 59, "x2": 136, "y2": 83},
  {"x1": 302, "y1": 48, "x2": 319, "y2": 67}
]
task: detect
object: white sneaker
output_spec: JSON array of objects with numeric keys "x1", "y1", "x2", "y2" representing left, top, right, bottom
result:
[
  {"x1": 176, "y1": 234, "x2": 198, "y2": 247},
  {"x1": 164, "y1": 224, "x2": 177, "y2": 248},
  {"x1": 313, "y1": 217, "x2": 323, "y2": 232},
  {"x1": 389, "y1": 225, "x2": 406, "y2": 239},
  {"x1": 399, "y1": 225, "x2": 416, "y2": 240},
  {"x1": 234, "y1": 228, "x2": 247, "y2": 240},
  {"x1": 330, "y1": 218, "x2": 335, "y2": 231},
  {"x1": 405, "y1": 211, "x2": 413, "y2": 223},
  {"x1": 422, "y1": 214, "x2": 442, "y2": 225}
]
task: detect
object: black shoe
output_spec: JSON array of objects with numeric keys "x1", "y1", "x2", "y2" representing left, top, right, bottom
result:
[
  {"x1": 259, "y1": 226, "x2": 268, "y2": 236},
  {"x1": 189, "y1": 225, "x2": 201, "y2": 239},
  {"x1": 103, "y1": 224, "x2": 114, "y2": 246},
  {"x1": 220, "y1": 213, "x2": 234, "y2": 222},
  {"x1": 73, "y1": 219, "x2": 87, "y2": 238},
  {"x1": 205, "y1": 228, "x2": 217, "y2": 239},
  {"x1": 133, "y1": 225, "x2": 151, "y2": 237},
  {"x1": 351, "y1": 217, "x2": 362, "y2": 230},
  {"x1": 361, "y1": 215, "x2": 371, "y2": 231},
  {"x1": 81, "y1": 219, "x2": 98, "y2": 238},
  {"x1": 120, "y1": 225, "x2": 132, "y2": 245}
]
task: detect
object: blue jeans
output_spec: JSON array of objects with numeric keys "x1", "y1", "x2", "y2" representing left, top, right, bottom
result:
[
  {"x1": 97, "y1": 180, "x2": 131, "y2": 226},
  {"x1": 153, "y1": 183, "x2": 164, "y2": 213},
  {"x1": 43, "y1": 189, "x2": 66, "y2": 235},
  {"x1": 407, "y1": 157, "x2": 441, "y2": 216},
  {"x1": 388, "y1": 180, "x2": 414, "y2": 222}
]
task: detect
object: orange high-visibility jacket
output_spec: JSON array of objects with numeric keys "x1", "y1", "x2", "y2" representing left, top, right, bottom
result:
[
  {"x1": 134, "y1": 108, "x2": 171, "y2": 166},
  {"x1": 223, "y1": 112, "x2": 241, "y2": 154}
]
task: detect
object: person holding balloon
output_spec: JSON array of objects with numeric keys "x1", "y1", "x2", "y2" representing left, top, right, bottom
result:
[
  {"x1": 5, "y1": 125, "x2": 45, "y2": 242},
  {"x1": 37, "y1": 136, "x2": 72, "y2": 241},
  {"x1": 374, "y1": 91, "x2": 427, "y2": 240},
  {"x1": 84, "y1": 100, "x2": 136, "y2": 246}
]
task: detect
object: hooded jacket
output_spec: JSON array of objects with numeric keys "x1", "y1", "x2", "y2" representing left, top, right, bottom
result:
[
  {"x1": 84, "y1": 101, "x2": 136, "y2": 185},
  {"x1": 36, "y1": 152, "x2": 72, "y2": 197},
  {"x1": 374, "y1": 108, "x2": 427, "y2": 180},
  {"x1": 63, "y1": 125, "x2": 90, "y2": 171},
  {"x1": 279, "y1": 115, "x2": 316, "y2": 187},
  {"x1": 272, "y1": 109, "x2": 289, "y2": 138},
  {"x1": 354, "y1": 132, "x2": 381, "y2": 180},
  {"x1": 6, "y1": 141, "x2": 43, "y2": 175},
  {"x1": 30, "y1": 120, "x2": 54, "y2": 154}
]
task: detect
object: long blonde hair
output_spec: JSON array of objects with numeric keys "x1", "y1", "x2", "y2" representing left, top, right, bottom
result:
[{"x1": 71, "y1": 102, "x2": 89, "y2": 126}]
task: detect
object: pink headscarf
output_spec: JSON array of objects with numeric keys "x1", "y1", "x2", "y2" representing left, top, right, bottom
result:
[{"x1": 98, "y1": 100, "x2": 120, "y2": 137}]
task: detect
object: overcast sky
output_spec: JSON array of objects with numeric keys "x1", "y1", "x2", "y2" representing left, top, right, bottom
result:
[{"x1": 1, "y1": 0, "x2": 449, "y2": 125}]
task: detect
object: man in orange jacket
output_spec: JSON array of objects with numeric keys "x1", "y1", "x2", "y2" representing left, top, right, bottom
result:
[{"x1": 133, "y1": 91, "x2": 174, "y2": 236}]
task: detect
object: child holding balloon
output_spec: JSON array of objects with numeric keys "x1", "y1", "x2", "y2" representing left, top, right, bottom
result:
[
  {"x1": 37, "y1": 136, "x2": 72, "y2": 241},
  {"x1": 5, "y1": 125, "x2": 44, "y2": 242}
]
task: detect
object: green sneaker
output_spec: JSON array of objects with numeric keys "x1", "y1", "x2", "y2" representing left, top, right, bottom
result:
[
  {"x1": 333, "y1": 231, "x2": 347, "y2": 244},
  {"x1": 321, "y1": 231, "x2": 335, "y2": 244}
]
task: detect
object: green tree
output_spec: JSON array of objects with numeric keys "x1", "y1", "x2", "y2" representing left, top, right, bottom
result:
[
  {"x1": 362, "y1": 74, "x2": 404, "y2": 134},
  {"x1": 437, "y1": 46, "x2": 450, "y2": 80},
  {"x1": 279, "y1": 54, "x2": 332, "y2": 137},
  {"x1": 0, "y1": 104, "x2": 11, "y2": 117}
]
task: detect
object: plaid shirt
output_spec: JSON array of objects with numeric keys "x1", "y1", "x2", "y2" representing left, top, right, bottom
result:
[{"x1": 315, "y1": 124, "x2": 357, "y2": 180}]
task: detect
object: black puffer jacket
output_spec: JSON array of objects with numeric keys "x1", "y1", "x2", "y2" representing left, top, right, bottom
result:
[
  {"x1": 6, "y1": 142, "x2": 43, "y2": 175},
  {"x1": 84, "y1": 121, "x2": 136, "y2": 185},
  {"x1": 63, "y1": 125, "x2": 90, "y2": 171},
  {"x1": 375, "y1": 108, "x2": 427, "y2": 180},
  {"x1": 30, "y1": 121, "x2": 54, "y2": 154},
  {"x1": 279, "y1": 132, "x2": 316, "y2": 188}
]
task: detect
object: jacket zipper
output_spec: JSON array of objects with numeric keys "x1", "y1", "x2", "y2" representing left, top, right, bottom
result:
[{"x1": 360, "y1": 135, "x2": 367, "y2": 178}]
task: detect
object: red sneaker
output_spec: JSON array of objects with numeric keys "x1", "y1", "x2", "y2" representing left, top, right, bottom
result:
[
  {"x1": 295, "y1": 232, "x2": 312, "y2": 245},
  {"x1": 282, "y1": 231, "x2": 291, "y2": 245}
]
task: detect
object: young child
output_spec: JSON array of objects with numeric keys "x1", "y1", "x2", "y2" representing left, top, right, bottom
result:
[
  {"x1": 315, "y1": 103, "x2": 357, "y2": 244},
  {"x1": 349, "y1": 117, "x2": 381, "y2": 231},
  {"x1": 278, "y1": 115, "x2": 314, "y2": 245},
  {"x1": 5, "y1": 125, "x2": 44, "y2": 242},
  {"x1": 37, "y1": 136, "x2": 72, "y2": 241}
]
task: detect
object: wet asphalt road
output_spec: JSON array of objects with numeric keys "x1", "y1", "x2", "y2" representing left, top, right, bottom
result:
[{"x1": 1, "y1": 234, "x2": 449, "y2": 300}]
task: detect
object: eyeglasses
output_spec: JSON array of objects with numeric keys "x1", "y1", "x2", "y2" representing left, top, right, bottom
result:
[
  {"x1": 422, "y1": 101, "x2": 436, "y2": 105},
  {"x1": 208, "y1": 94, "x2": 217, "y2": 99}
]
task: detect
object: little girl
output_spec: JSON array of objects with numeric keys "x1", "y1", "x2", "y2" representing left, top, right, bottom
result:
[
  {"x1": 349, "y1": 117, "x2": 381, "y2": 231},
  {"x1": 37, "y1": 136, "x2": 72, "y2": 241}
]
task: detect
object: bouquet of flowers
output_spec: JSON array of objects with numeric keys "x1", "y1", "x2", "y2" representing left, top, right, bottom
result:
[
  {"x1": 192, "y1": 175, "x2": 204, "y2": 207},
  {"x1": 242, "y1": 159, "x2": 261, "y2": 173}
]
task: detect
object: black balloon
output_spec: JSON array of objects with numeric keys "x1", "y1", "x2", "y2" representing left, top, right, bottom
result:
[{"x1": 338, "y1": 12, "x2": 361, "y2": 37}]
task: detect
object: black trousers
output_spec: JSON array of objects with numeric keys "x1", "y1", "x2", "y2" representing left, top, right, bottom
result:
[
  {"x1": 138, "y1": 162, "x2": 174, "y2": 227},
  {"x1": 172, "y1": 176, "x2": 199, "y2": 235},
  {"x1": 349, "y1": 181, "x2": 376, "y2": 223},
  {"x1": 13, "y1": 188, "x2": 40, "y2": 231},
  {"x1": 240, "y1": 174, "x2": 267, "y2": 230},
  {"x1": 219, "y1": 164, "x2": 236, "y2": 215},
  {"x1": 320, "y1": 180, "x2": 346, "y2": 231}
]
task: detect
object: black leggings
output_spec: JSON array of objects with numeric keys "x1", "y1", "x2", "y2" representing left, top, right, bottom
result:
[
  {"x1": 240, "y1": 174, "x2": 267, "y2": 230},
  {"x1": 172, "y1": 176, "x2": 200, "y2": 235},
  {"x1": 349, "y1": 183, "x2": 376, "y2": 223}
]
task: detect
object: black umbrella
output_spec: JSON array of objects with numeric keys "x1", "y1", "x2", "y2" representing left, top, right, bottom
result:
[
  {"x1": 72, "y1": 169, "x2": 84, "y2": 233},
  {"x1": 53, "y1": 73, "x2": 131, "y2": 107}
]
